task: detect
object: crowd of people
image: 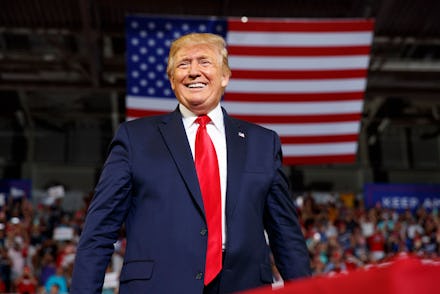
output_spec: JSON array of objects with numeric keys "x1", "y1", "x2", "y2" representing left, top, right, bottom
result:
[
  {"x1": 299, "y1": 194, "x2": 440, "y2": 277},
  {"x1": 0, "y1": 189, "x2": 438, "y2": 293},
  {"x1": 0, "y1": 192, "x2": 122, "y2": 294}
]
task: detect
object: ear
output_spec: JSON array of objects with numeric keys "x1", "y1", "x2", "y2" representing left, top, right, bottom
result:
[
  {"x1": 221, "y1": 72, "x2": 230, "y2": 88},
  {"x1": 169, "y1": 75, "x2": 176, "y2": 90}
]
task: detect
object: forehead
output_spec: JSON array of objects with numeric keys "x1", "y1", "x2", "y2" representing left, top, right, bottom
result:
[{"x1": 175, "y1": 43, "x2": 220, "y2": 60}]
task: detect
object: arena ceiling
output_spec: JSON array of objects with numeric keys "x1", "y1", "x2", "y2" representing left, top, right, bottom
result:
[
  {"x1": 0, "y1": 0, "x2": 439, "y2": 179},
  {"x1": 1, "y1": 0, "x2": 440, "y2": 93}
]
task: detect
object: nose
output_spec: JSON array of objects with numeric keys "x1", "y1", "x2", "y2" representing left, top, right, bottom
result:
[{"x1": 188, "y1": 61, "x2": 201, "y2": 77}]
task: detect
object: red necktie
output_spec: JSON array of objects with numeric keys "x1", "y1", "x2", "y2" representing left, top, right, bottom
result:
[{"x1": 195, "y1": 115, "x2": 222, "y2": 285}]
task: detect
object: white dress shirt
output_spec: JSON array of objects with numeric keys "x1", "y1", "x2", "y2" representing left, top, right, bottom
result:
[{"x1": 180, "y1": 103, "x2": 227, "y2": 249}]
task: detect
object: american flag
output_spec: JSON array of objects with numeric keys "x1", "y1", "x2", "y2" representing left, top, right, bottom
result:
[{"x1": 125, "y1": 15, "x2": 375, "y2": 165}]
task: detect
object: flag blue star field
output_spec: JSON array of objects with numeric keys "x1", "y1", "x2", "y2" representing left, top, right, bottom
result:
[{"x1": 125, "y1": 15, "x2": 375, "y2": 165}]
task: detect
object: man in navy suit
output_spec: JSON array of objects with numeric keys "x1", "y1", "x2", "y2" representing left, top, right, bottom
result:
[{"x1": 71, "y1": 32, "x2": 310, "y2": 294}]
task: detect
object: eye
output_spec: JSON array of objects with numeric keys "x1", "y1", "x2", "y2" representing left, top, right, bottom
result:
[
  {"x1": 177, "y1": 60, "x2": 190, "y2": 68},
  {"x1": 200, "y1": 59, "x2": 211, "y2": 66}
]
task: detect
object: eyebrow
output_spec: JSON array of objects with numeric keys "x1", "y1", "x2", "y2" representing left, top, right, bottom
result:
[{"x1": 177, "y1": 54, "x2": 213, "y2": 62}]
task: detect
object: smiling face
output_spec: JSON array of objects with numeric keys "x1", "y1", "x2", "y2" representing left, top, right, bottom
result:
[{"x1": 168, "y1": 34, "x2": 231, "y2": 115}]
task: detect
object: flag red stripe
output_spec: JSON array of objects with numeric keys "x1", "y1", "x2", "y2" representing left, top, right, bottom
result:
[
  {"x1": 223, "y1": 92, "x2": 364, "y2": 102},
  {"x1": 283, "y1": 154, "x2": 357, "y2": 165},
  {"x1": 128, "y1": 109, "x2": 361, "y2": 124},
  {"x1": 231, "y1": 69, "x2": 367, "y2": 80},
  {"x1": 281, "y1": 134, "x2": 359, "y2": 144},
  {"x1": 228, "y1": 46, "x2": 371, "y2": 56},
  {"x1": 127, "y1": 109, "x2": 168, "y2": 117},
  {"x1": 228, "y1": 19, "x2": 375, "y2": 32},
  {"x1": 232, "y1": 113, "x2": 361, "y2": 123}
]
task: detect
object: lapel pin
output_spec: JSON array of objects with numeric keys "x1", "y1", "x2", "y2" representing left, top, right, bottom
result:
[{"x1": 238, "y1": 132, "x2": 245, "y2": 138}]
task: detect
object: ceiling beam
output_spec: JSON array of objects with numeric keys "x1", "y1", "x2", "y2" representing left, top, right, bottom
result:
[{"x1": 79, "y1": 0, "x2": 101, "y2": 88}]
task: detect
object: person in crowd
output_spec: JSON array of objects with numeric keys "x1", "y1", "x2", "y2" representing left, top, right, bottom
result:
[
  {"x1": 38, "y1": 251, "x2": 57, "y2": 287},
  {"x1": 323, "y1": 249, "x2": 347, "y2": 274},
  {"x1": 0, "y1": 247, "x2": 12, "y2": 292},
  {"x1": 70, "y1": 32, "x2": 311, "y2": 294},
  {"x1": 7, "y1": 238, "x2": 25, "y2": 281},
  {"x1": 367, "y1": 225, "x2": 386, "y2": 262},
  {"x1": 44, "y1": 266, "x2": 68, "y2": 294},
  {"x1": 0, "y1": 277, "x2": 5, "y2": 293},
  {"x1": 14, "y1": 265, "x2": 38, "y2": 294}
]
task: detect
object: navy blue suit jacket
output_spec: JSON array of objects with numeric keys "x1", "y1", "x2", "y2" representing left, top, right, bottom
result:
[{"x1": 71, "y1": 108, "x2": 310, "y2": 293}]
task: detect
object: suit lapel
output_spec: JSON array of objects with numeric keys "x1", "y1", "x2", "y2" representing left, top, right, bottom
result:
[
  {"x1": 158, "y1": 108, "x2": 248, "y2": 220},
  {"x1": 223, "y1": 109, "x2": 247, "y2": 219},
  {"x1": 158, "y1": 109, "x2": 205, "y2": 216}
]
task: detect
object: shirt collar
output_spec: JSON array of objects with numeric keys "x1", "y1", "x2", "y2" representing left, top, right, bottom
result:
[{"x1": 179, "y1": 103, "x2": 224, "y2": 132}]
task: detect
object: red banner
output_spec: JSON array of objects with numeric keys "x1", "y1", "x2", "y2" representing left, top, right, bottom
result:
[{"x1": 242, "y1": 256, "x2": 440, "y2": 294}]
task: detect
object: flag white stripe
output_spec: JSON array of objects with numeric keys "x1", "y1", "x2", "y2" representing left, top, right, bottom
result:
[
  {"x1": 282, "y1": 142, "x2": 358, "y2": 156},
  {"x1": 229, "y1": 56, "x2": 370, "y2": 70},
  {"x1": 223, "y1": 100, "x2": 363, "y2": 115},
  {"x1": 227, "y1": 78, "x2": 367, "y2": 93},
  {"x1": 227, "y1": 32, "x2": 373, "y2": 47},
  {"x1": 127, "y1": 96, "x2": 177, "y2": 111},
  {"x1": 261, "y1": 122, "x2": 360, "y2": 136},
  {"x1": 127, "y1": 96, "x2": 363, "y2": 115}
]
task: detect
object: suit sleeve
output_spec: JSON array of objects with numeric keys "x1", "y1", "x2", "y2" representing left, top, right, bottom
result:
[
  {"x1": 71, "y1": 123, "x2": 133, "y2": 294},
  {"x1": 264, "y1": 131, "x2": 311, "y2": 280}
]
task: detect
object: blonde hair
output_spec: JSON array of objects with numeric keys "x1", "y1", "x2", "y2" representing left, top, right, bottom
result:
[{"x1": 166, "y1": 33, "x2": 231, "y2": 78}]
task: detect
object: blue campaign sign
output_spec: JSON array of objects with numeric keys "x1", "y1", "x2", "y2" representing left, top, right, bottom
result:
[
  {"x1": 0, "y1": 179, "x2": 32, "y2": 204},
  {"x1": 364, "y1": 183, "x2": 440, "y2": 213}
]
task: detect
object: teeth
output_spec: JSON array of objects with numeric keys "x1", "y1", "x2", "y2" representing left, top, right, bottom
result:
[{"x1": 187, "y1": 83, "x2": 205, "y2": 88}]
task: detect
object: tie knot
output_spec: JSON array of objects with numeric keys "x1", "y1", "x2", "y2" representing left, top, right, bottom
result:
[{"x1": 196, "y1": 115, "x2": 211, "y2": 127}]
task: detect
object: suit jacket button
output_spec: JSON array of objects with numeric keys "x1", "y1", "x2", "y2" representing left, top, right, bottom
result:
[
  {"x1": 200, "y1": 228, "x2": 207, "y2": 236},
  {"x1": 195, "y1": 272, "x2": 203, "y2": 280}
]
